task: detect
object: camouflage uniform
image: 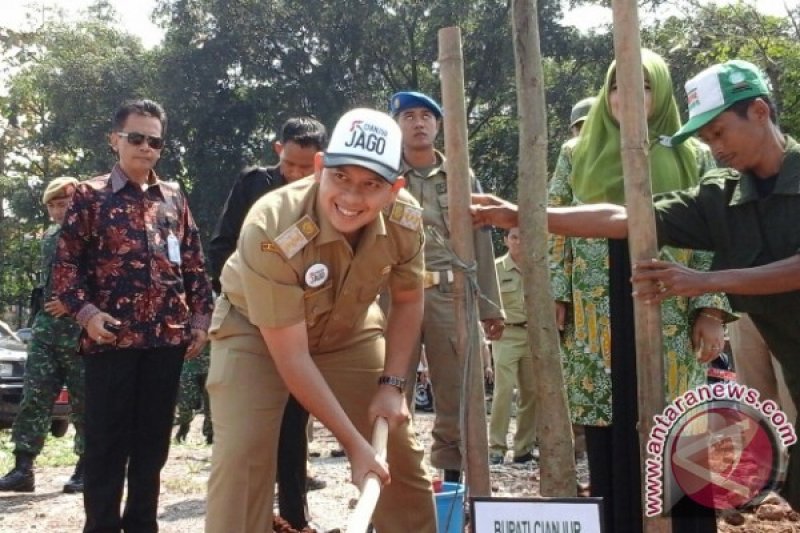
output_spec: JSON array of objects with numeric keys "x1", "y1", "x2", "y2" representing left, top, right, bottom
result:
[
  {"x1": 11, "y1": 224, "x2": 84, "y2": 456},
  {"x1": 175, "y1": 345, "x2": 212, "y2": 440}
]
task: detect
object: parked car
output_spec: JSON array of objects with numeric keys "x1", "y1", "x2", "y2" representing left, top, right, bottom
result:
[
  {"x1": 0, "y1": 320, "x2": 71, "y2": 436},
  {"x1": 15, "y1": 327, "x2": 33, "y2": 344}
]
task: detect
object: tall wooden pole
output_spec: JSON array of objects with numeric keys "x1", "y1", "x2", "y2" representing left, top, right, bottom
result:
[
  {"x1": 438, "y1": 26, "x2": 491, "y2": 496},
  {"x1": 511, "y1": 0, "x2": 576, "y2": 496},
  {"x1": 611, "y1": 1, "x2": 670, "y2": 530}
]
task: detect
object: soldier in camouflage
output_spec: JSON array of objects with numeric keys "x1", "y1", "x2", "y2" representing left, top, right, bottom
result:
[
  {"x1": 174, "y1": 344, "x2": 212, "y2": 444},
  {"x1": 0, "y1": 177, "x2": 85, "y2": 494}
]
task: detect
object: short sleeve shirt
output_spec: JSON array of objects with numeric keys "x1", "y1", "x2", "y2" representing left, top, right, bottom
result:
[
  {"x1": 495, "y1": 253, "x2": 526, "y2": 325},
  {"x1": 220, "y1": 177, "x2": 424, "y2": 355},
  {"x1": 401, "y1": 150, "x2": 504, "y2": 320}
]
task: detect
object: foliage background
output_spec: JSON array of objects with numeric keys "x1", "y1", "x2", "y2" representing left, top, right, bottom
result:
[{"x1": 1, "y1": 0, "x2": 798, "y2": 325}]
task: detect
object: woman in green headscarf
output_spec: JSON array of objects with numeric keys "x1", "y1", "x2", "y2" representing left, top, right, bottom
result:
[
  {"x1": 548, "y1": 49, "x2": 734, "y2": 532},
  {"x1": 570, "y1": 49, "x2": 698, "y2": 204}
]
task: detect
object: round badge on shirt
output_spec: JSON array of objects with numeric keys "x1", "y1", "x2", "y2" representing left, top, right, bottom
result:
[{"x1": 305, "y1": 263, "x2": 329, "y2": 288}]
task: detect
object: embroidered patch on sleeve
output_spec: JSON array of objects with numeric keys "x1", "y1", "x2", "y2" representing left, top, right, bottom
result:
[
  {"x1": 388, "y1": 201, "x2": 423, "y2": 232},
  {"x1": 273, "y1": 215, "x2": 320, "y2": 258}
]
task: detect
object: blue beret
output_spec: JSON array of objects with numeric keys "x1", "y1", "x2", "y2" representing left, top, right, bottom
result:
[{"x1": 389, "y1": 91, "x2": 443, "y2": 119}]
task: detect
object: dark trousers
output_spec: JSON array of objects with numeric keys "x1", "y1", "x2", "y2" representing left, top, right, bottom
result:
[
  {"x1": 598, "y1": 240, "x2": 716, "y2": 533},
  {"x1": 83, "y1": 346, "x2": 185, "y2": 533},
  {"x1": 277, "y1": 395, "x2": 310, "y2": 529}
]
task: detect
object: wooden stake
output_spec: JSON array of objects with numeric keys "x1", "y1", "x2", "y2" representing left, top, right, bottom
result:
[
  {"x1": 611, "y1": 1, "x2": 670, "y2": 531},
  {"x1": 437, "y1": 26, "x2": 491, "y2": 496},
  {"x1": 511, "y1": 0, "x2": 577, "y2": 496}
]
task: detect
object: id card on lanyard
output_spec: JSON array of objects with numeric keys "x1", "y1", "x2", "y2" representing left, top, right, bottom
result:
[{"x1": 167, "y1": 232, "x2": 182, "y2": 265}]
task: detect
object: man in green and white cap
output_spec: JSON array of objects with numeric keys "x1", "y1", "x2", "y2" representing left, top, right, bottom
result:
[{"x1": 472, "y1": 58, "x2": 800, "y2": 511}]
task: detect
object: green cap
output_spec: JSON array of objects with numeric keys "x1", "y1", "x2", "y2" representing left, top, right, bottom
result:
[{"x1": 670, "y1": 60, "x2": 770, "y2": 145}]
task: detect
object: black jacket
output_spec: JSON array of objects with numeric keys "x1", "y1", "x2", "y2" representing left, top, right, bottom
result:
[{"x1": 208, "y1": 165, "x2": 286, "y2": 293}]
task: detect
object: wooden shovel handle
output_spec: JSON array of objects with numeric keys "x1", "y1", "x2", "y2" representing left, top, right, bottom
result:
[{"x1": 345, "y1": 417, "x2": 389, "y2": 533}]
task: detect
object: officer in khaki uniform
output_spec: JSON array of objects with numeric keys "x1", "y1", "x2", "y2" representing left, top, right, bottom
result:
[
  {"x1": 488, "y1": 227, "x2": 537, "y2": 464},
  {"x1": 391, "y1": 91, "x2": 504, "y2": 480},
  {"x1": 205, "y1": 108, "x2": 436, "y2": 533}
]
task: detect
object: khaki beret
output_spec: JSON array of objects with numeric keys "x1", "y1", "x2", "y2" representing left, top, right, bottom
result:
[{"x1": 42, "y1": 177, "x2": 79, "y2": 204}]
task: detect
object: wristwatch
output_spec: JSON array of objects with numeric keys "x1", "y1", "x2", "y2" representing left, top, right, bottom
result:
[{"x1": 378, "y1": 375, "x2": 407, "y2": 392}]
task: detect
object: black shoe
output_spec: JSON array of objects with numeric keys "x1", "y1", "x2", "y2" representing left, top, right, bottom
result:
[
  {"x1": 512, "y1": 452, "x2": 535, "y2": 464},
  {"x1": 306, "y1": 475, "x2": 327, "y2": 491},
  {"x1": 63, "y1": 457, "x2": 84, "y2": 494},
  {"x1": 175, "y1": 422, "x2": 190, "y2": 443},
  {"x1": 443, "y1": 469, "x2": 461, "y2": 482},
  {"x1": 330, "y1": 448, "x2": 346, "y2": 458},
  {"x1": 0, "y1": 452, "x2": 35, "y2": 492}
]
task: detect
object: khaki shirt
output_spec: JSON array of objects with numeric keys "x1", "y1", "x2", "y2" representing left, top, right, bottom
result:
[
  {"x1": 218, "y1": 176, "x2": 424, "y2": 355},
  {"x1": 495, "y1": 253, "x2": 526, "y2": 325},
  {"x1": 401, "y1": 151, "x2": 503, "y2": 320}
]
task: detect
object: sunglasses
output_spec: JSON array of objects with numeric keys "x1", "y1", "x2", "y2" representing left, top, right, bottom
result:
[{"x1": 117, "y1": 131, "x2": 165, "y2": 150}]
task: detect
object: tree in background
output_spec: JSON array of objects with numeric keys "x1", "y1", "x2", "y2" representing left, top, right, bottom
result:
[
  {"x1": 2, "y1": 0, "x2": 800, "y2": 312},
  {"x1": 0, "y1": 4, "x2": 154, "y2": 323}
]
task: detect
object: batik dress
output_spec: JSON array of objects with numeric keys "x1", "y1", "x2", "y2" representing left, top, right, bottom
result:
[{"x1": 548, "y1": 140, "x2": 733, "y2": 426}]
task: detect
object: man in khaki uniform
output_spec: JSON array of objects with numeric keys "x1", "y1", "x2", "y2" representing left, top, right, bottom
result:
[
  {"x1": 205, "y1": 108, "x2": 436, "y2": 533},
  {"x1": 390, "y1": 91, "x2": 504, "y2": 481},
  {"x1": 488, "y1": 227, "x2": 537, "y2": 464}
]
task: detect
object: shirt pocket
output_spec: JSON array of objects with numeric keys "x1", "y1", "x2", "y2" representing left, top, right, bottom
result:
[
  {"x1": 499, "y1": 275, "x2": 521, "y2": 294},
  {"x1": 304, "y1": 283, "x2": 334, "y2": 328}
]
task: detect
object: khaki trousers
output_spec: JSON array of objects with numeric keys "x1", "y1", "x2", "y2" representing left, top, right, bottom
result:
[
  {"x1": 419, "y1": 287, "x2": 464, "y2": 470},
  {"x1": 488, "y1": 326, "x2": 537, "y2": 457},
  {"x1": 205, "y1": 323, "x2": 436, "y2": 533},
  {"x1": 729, "y1": 313, "x2": 797, "y2": 424}
]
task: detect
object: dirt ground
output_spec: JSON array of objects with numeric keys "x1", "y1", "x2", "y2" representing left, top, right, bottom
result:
[{"x1": 1, "y1": 412, "x2": 799, "y2": 532}]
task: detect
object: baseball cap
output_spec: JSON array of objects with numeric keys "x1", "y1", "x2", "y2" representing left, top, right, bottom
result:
[
  {"x1": 569, "y1": 97, "x2": 596, "y2": 128},
  {"x1": 42, "y1": 176, "x2": 79, "y2": 204},
  {"x1": 389, "y1": 91, "x2": 443, "y2": 119},
  {"x1": 670, "y1": 60, "x2": 770, "y2": 145},
  {"x1": 323, "y1": 108, "x2": 403, "y2": 184}
]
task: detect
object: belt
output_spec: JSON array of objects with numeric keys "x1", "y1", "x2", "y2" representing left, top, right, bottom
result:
[
  {"x1": 506, "y1": 322, "x2": 527, "y2": 328},
  {"x1": 423, "y1": 270, "x2": 454, "y2": 289}
]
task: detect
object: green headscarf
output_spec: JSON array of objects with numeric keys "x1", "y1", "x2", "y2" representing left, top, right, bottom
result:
[{"x1": 571, "y1": 49, "x2": 699, "y2": 205}]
